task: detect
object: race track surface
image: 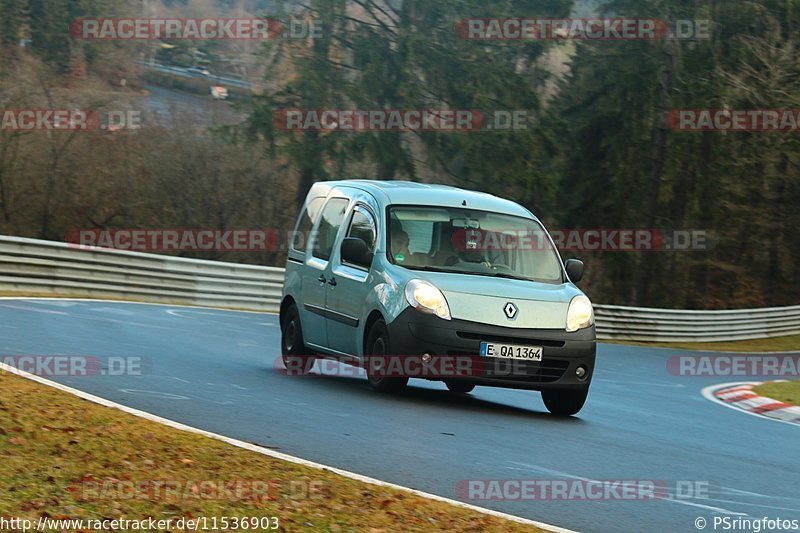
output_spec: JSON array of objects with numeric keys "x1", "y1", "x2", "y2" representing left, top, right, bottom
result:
[{"x1": 2, "y1": 299, "x2": 798, "y2": 533}]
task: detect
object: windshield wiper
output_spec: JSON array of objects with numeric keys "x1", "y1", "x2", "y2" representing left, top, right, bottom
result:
[
  {"x1": 485, "y1": 272, "x2": 527, "y2": 281},
  {"x1": 484, "y1": 271, "x2": 567, "y2": 284},
  {"x1": 405, "y1": 265, "x2": 458, "y2": 274},
  {"x1": 459, "y1": 271, "x2": 533, "y2": 282}
]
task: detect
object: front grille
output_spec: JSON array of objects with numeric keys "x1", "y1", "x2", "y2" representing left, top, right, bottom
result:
[
  {"x1": 444, "y1": 353, "x2": 569, "y2": 383},
  {"x1": 456, "y1": 331, "x2": 565, "y2": 348}
]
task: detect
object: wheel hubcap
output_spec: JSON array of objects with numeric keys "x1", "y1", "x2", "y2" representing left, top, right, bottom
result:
[
  {"x1": 369, "y1": 336, "x2": 387, "y2": 382},
  {"x1": 284, "y1": 320, "x2": 297, "y2": 352}
]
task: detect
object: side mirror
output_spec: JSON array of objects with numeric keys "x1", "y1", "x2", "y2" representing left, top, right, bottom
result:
[
  {"x1": 565, "y1": 258, "x2": 584, "y2": 283},
  {"x1": 341, "y1": 237, "x2": 373, "y2": 268}
]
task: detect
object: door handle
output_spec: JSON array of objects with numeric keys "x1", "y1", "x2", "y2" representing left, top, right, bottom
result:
[
  {"x1": 318, "y1": 274, "x2": 326, "y2": 284},
  {"x1": 328, "y1": 277, "x2": 338, "y2": 287}
]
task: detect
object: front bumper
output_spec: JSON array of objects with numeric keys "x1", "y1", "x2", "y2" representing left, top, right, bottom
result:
[{"x1": 385, "y1": 307, "x2": 596, "y2": 391}]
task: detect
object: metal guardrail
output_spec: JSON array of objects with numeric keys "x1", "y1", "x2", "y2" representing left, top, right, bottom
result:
[
  {"x1": 134, "y1": 59, "x2": 253, "y2": 89},
  {"x1": 1, "y1": 236, "x2": 798, "y2": 342},
  {"x1": 0, "y1": 236, "x2": 283, "y2": 312},
  {"x1": 594, "y1": 304, "x2": 800, "y2": 342}
]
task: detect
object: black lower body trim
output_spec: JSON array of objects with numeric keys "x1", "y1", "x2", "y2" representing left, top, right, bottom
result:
[{"x1": 304, "y1": 304, "x2": 359, "y2": 328}]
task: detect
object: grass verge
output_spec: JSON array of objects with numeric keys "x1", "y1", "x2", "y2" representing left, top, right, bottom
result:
[
  {"x1": 0, "y1": 370, "x2": 544, "y2": 532},
  {"x1": 607, "y1": 334, "x2": 800, "y2": 353},
  {"x1": 751, "y1": 381, "x2": 800, "y2": 406}
]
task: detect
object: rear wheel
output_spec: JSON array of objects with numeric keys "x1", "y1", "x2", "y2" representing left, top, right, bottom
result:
[
  {"x1": 445, "y1": 381, "x2": 476, "y2": 394},
  {"x1": 542, "y1": 387, "x2": 589, "y2": 416},
  {"x1": 365, "y1": 319, "x2": 408, "y2": 392},
  {"x1": 281, "y1": 303, "x2": 315, "y2": 375}
]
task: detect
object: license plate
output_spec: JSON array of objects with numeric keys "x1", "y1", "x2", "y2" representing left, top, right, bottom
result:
[{"x1": 480, "y1": 341, "x2": 543, "y2": 361}]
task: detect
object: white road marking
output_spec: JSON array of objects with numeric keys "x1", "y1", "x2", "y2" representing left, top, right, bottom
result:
[
  {"x1": 28, "y1": 300, "x2": 83, "y2": 307},
  {"x1": 0, "y1": 303, "x2": 68, "y2": 315},
  {"x1": 166, "y1": 309, "x2": 224, "y2": 318},
  {"x1": 70, "y1": 316, "x2": 173, "y2": 329},
  {"x1": 118, "y1": 389, "x2": 190, "y2": 400},
  {"x1": 505, "y1": 462, "x2": 750, "y2": 516},
  {"x1": 90, "y1": 307, "x2": 136, "y2": 315}
]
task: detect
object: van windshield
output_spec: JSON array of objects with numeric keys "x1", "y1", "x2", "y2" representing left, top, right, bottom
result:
[{"x1": 388, "y1": 206, "x2": 564, "y2": 284}]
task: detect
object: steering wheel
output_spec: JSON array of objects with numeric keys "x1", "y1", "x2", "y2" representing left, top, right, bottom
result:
[
  {"x1": 490, "y1": 262, "x2": 514, "y2": 272},
  {"x1": 484, "y1": 251, "x2": 513, "y2": 272}
]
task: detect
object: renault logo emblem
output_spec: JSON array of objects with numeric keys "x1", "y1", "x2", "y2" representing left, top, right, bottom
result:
[{"x1": 504, "y1": 302, "x2": 518, "y2": 319}]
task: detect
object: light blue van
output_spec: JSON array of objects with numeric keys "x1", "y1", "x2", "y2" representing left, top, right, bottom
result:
[{"x1": 280, "y1": 180, "x2": 596, "y2": 415}]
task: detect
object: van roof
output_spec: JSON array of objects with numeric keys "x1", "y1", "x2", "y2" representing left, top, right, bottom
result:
[{"x1": 317, "y1": 180, "x2": 534, "y2": 219}]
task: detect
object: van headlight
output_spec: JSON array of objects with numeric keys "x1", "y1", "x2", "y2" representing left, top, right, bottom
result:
[
  {"x1": 405, "y1": 279, "x2": 451, "y2": 320},
  {"x1": 566, "y1": 295, "x2": 594, "y2": 332}
]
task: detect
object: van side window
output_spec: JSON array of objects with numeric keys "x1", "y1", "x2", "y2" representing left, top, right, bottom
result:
[
  {"x1": 311, "y1": 198, "x2": 349, "y2": 261},
  {"x1": 345, "y1": 207, "x2": 377, "y2": 259},
  {"x1": 291, "y1": 196, "x2": 325, "y2": 253}
]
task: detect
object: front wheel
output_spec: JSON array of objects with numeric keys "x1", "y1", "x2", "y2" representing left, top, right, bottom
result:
[
  {"x1": 281, "y1": 303, "x2": 315, "y2": 375},
  {"x1": 365, "y1": 319, "x2": 408, "y2": 392},
  {"x1": 542, "y1": 387, "x2": 589, "y2": 416}
]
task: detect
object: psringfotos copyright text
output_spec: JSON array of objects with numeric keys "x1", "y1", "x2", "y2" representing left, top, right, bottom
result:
[{"x1": 695, "y1": 516, "x2": 800, "y2": 532}]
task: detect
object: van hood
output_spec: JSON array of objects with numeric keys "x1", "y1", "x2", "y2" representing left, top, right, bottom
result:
[{"x1": 414, "y1": 271, "x2": 582, "y2": 329}]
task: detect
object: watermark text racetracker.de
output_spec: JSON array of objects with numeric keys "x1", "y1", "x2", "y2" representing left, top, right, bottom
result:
[
  {"x1": 668, "y1": 355, "x2": 800, "y2": 377},
  {"x1": 67, "y1": 227, "x2": 713, "y2": 253},
  {"x1": 273, "y1": 109, "x2": 535, "y2": 132},
  {"x1": 668, "y1": 109, "x2": 800, "y2": 132},
  {"x1": 1, "y1": 109, "x2": 142, "y2": 132},
  {"x1": 68, "y1": 228, "x2": 282, "y2": 253},
  {"x1": 0, "y1": 355, "x2": 149, "y2": 377},
  {"x1": 69, "y1": 18, "x2": 323, "y2": 40},
  {"x1": 456, "y1": 479, "x2": 717, "y2": 501},
  {"x1": 278, "y1": 354, "x2": 532, "y2": 379},
  {"x1": 451, "y1": 228, "x2": 712, "y2": 252},
  {"x1": 455, "y1": 18, "x2": 711, "y2": 40},
  {"x1": 72, "y1": 478, "x2": 324, "y2": 502},
  {"x1": 284, "y1": 354, "x2": 584, "y2": 383}
]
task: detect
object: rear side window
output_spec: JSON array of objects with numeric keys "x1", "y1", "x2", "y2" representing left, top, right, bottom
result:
[
  {"x1": 311, "y1": 198, "x2": 349, "y2": 261},
  {"x1": 291, "y1": 196, "x2": 325, "y2": 253}
]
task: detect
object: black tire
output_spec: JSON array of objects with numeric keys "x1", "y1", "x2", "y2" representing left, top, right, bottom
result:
[
  {"x1": 445, "y1": 381, "x2": 476, "y2": 394},
  {"x1": 365, "y1": 319, "x2": 408, "y2": 392},
  {"x1": 542, "y1": 387, "x2": 589, "y2": 416},
  {"x1": 281, "y1": 303, "x2": 315, "y2": 375}
]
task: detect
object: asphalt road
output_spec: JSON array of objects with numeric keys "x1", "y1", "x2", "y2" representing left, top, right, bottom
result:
[
  {"x1": 1, "y1": 299, "x2": 798, "y2": 533},
  {"x1": 141, "y1": 84, "x2": 244, "y2": 129}
]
